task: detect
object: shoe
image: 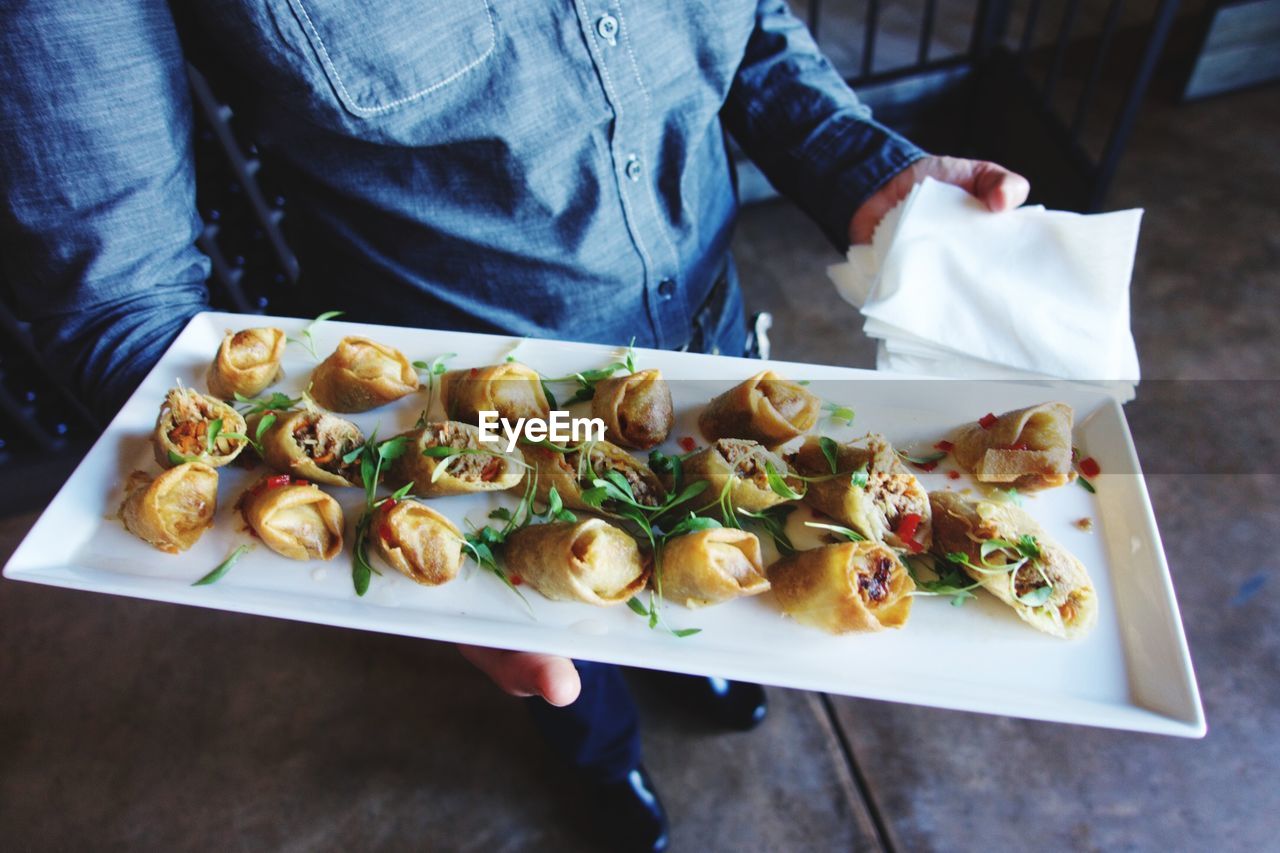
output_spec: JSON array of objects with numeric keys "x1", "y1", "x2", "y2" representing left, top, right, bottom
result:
[
  {"x1": 586, "y1": 764, "x2": 670, "y2": 853},
  {"x1": 695, "y1": 677, "x2": 767, "y2": 731}
]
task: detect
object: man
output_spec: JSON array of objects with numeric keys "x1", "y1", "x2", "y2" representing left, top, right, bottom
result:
[{"x1": 0, "y1": 2, "x2": 1027, "y2": 850}]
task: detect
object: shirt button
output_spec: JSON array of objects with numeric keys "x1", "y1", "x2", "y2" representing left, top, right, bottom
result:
[
  {"x1": 658, "y1": 279, "x2": 676, "y2": 299},
  {"x1": 625, "y1": 156, "x2": 642, "y2": 182},
  {"x1": 597, "y1": 14, "x2": 618, "y2": 44}
]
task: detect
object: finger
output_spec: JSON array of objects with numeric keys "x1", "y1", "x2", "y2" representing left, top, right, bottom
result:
[
  {"x1": 457, "y1": 644, "x2": 582, "y2": 706},
  {"x1": 972, "y1": 164, "x2": 1030, "y2": 212}
]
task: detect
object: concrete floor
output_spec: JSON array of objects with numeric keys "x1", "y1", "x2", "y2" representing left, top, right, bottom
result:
[{"x1": 2, "y1": 83, "x2": 1278, "y2": 853}]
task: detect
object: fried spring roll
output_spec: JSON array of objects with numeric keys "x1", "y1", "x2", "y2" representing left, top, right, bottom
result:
[
  {"x1": 524, "y1": 441, "x2": 663, "y2": 511},
  {"x1": 440, "y1": 362, "x2": 549, "y2": 424},
  {"x1": 591, "y1": 368, "x2": 673, "y2": 450},
  {"x1": 769, "y1": 541, "x2": 914, "y2": 633},
  {"x1": 929, "y1": 491, "x2": 1097, "y2": 639},
  {"x1": 661, "y1": 528, "x2": 769, "y2": 608},
  {"x1": 153, "y1": 386, "x2": 248, "y2": 469},
  {"x1": 387, "y1": 421, "x2": 525, "y2": 498},
  {"x1": 788, "y1": 434, "x2": 931, "y2": 551},
  {"x1": 206, "y1": 327, "x2": 286, "y2": 399},
  {"x1": 698, "y1": 370, "x2": 820, "y2": 446},
  {"x1": 669, "y1": 439, "x2": 794, "y2": 512},
  {"x1": 370, "y1": 500, "x2": 464, "y2": 586},
  {"x1": 310, "y1": 336, "x2": 418, "y2": 413},
  {"x1": 119, "y1": 463, "x2": 218, "y2": 554},
  {"x1": 952, "y1": 402, "x2": 1075, "y2": 491},
  {"x1": 239, "y1": 476, "x2": 344, "y2": 561},
  {"x1": 504, "y1": 518, "x2": 648, "y2": 605},
  {"x1": 253, "y1": 409, "x2": 363, "y2": 487}
]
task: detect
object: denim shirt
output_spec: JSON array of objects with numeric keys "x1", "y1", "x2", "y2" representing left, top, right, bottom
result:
[{"x1": 0, "y1": 0, "x2": 923, "y2": 417}]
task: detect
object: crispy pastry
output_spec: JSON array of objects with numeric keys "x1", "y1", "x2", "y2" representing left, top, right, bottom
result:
[
  {"x1": 387, "y1": 421, "x2": 525, "y2": 498},
  {"x1": 768, "y1": 541, "x2": 914, "y2": 633},
  {"x1": 370, "y1": 499, "x2": 464, "y2": 586},
  {"x1": 698, "y1": 370, "x2": 820, "y2": 446},
  {"x1": 503, "y1": 517, "x2": 648, "y2": 605},
  {"x1": 440, "y1": 362, "x2": 549, "y2": 424},
  {"x1": 788, "y1": 434, "x2": 931, "y2": 551},
  {"x1": 153, "y1": 386, "x2": 248, "y2": 469},
  {"x1": 310, "y1": 336, "x2": 418, "y2": 412},
  {"x1": 523, "y1": 441, "x2": 663, "y2": 511},
  {"x1": 239, "y1": 476, "x2": 343, "y2": 561},
  {"x1": 669, "y1": 439, "x2": 795, "y2": 512},
  {"x1": 119, "y1": 463, "x2": 218, "y2": 554},
  {"x1": 591, "y1": 368, "x2": 673, "y2": 450},
  {"x1": 951, "y1": 402, "x2": 1075, "y2": 491},
  {"x1": 251, "y1": 409, "x2": 363, "y2": 487},
  {"x1": 660, "y1": 528, "x2": 769, "y2": 608},
  {"x1": 206, "y1": 327, "x2": 286, "y2": 399},
  {"x1": 929, "y1": 491, "x2": 1097, "y2": 639}
]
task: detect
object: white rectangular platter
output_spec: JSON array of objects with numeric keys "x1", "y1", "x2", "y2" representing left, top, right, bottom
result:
[{"x1": 3, "y1": 312, "x2": 1205, "y2": 737}]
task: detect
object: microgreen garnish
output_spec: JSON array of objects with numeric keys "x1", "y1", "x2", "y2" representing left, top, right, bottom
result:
[
  {"x1": 996, "y1": 487, "x2": 1024, "y2": 506},
  {"x1": 822, "y1": 401, "x2": 856, "y2": 425},
  {"x1": 168, "y1": 449, "x2": 195, "y2": 466},
  {"x1": 287, "y1": 310, "x2": 344, "y2": 361},
  {"x1": 1076, "y1": 477, "x2": 1097, "y2": 494},
  {"x1": 193, "y1": 544, "x2": 251, "y2": 586},
  {"x1": 542, "y1": 338, "x2": 639, "y2": 405},
  {"x1": 735, "y1": 504, "x2": 797, "y2": 556},
  {"x1": 580, "y1": 469, "x2": 708, "y2": 638},
  {"x1": 903, "y1": 554, "x2": 980, "y2": 606},
  {"x1": 849, "y1": 463, "x2": 869, "y2": 489},
  {"x1": 205, "y1": 418, "x2": 224, "y2": 455},
  {"x1": 234, "y1": 391, "x2": 301, "y2": 416},
  {"x1": 349, "y1": 432, "x2": 410, "y2": 596},
  {"x1": 946, "y1": 536, "x2": 1054, "y2": 605},
  {"x1": 804, "y1": 521, "x2": 867, "y2": 542},
  {"x1": 412, "y1": 352, "x2": 456, "y2": 415},
  {"x1": 796, "y1": 380, "x2": 811, "y2": 386},
  {"x1": 819, "y1": 436, "x2": 840, "y2": 474},
  {"x1": 764, "y1": 461, "x2": 804, "y2": 500},
  {"x1": 420, "y1": 445, "x2": 512, "y2": 484}
]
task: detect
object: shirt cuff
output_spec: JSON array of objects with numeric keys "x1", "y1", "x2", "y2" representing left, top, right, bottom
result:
[{"x1": 817, "y1": 114, "x2": 927, "y2": 250}]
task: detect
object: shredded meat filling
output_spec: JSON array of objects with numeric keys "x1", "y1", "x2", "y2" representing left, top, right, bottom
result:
[
  {"x1": 759, "y1": 379, "x2": 807, "y2": 422},
  {"x1": 165, "y1": 389, "x2": 225, "y2": 454},
  {"x1": 568, "y1": 449, "x2": 659, "y2": 506},
  {"x1": 426, "y1": 426, "x2": 502, "y2": 482},
  {"x1": 718, "y1": 439, "x2": 773, "y2": 487},
  {"x1": 293, "y1": 415, "x2": 360, "y2": 478}
]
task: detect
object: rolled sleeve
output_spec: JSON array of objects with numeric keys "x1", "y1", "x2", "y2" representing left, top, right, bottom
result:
[
  {"x1": 0, "y1": 1, "x2": 210, "y2": 419},
  {"x1": 723, "y1": 0, "x2": 926, "y2": 249}
]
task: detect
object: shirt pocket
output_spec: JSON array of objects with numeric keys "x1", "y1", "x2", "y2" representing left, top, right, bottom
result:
[{"x1": 284, "y1": 0, "x2": 496, "y2": 118}]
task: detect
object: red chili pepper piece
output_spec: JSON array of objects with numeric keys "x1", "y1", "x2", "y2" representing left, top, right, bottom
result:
[
  {"x1": 379, "y1": 523, "x2": 394, "y2": 543},
  {"x1": 265, "y1": 474, "x2": 291, "y2": 489},
  {"x1": 468, "y1": 367, "x2": 479, "y2": 377},
  {"x1": 383, "y1": 498, "x2": 397, "y2": 511},
  {"x1": 978, "y1": 412, "x2": 998, "y2": 430},
  {"x1": 294, "y1": 479, "x2": 310, "y2": 487},
  {"x1": 510, "y1": 575, "x2": 523, "y2": 586},
  {"x1": 935, "y1": 440, "x2": 954, "y2": 452},
  {"x1": 480, "y1": 458, "x2": 502, "y2": 482},
  {"x1": 914, "y1": 460, "x2": 939, "y2": 472},
  {"x1": 906, "y1": 539, "x2": 925, "y2": 554},
  {"x1": 946, "y1": 470, "x2": 961, "y2": 480},
  {"x1": 895, "y1": 512, "x2": 922, "y2": 544},
  {"x1": 678, "y1": 436, "x2": 697, "y2": 453},
  {"x1": 1079, "y1": 457, "x2": 1101, "y2": 478}
]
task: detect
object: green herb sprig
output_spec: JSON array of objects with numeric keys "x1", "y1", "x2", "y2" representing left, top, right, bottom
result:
[
  {"x1": 349, "y1": 431, "x2": 410, "y2": 596},
  {"x1": 412, "y1": 352, "x2": 456, "y2": 417},
  {"x1": 193, "y1": 544, "x2": 252, "y2": 586},
  {"x1": 234, "y1": 391, "x2": 301, "y2": 416},
  {"x1": 541, "y1": 338, "x2": 638, "y2": 405},
  {"x1": 822, "y1": 401, "x2": 856, "y2": 425},
  {"x1": 287, "y1": 310, "x2": 344, "y2": 361}
]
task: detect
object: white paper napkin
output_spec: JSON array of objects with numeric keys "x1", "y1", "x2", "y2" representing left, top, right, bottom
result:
[{"x1": 828, "y1": 178, "x2": 1143, "y2": 398}]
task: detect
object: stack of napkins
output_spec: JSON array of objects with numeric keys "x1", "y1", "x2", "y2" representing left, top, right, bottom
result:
[{"x1": 828, "y1": 178, "x2": 1143, "y2": 400}]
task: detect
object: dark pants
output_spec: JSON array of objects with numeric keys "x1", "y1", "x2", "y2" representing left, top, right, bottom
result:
[{"x1": 526, "y1": 262, "x2": 750, "y2": 781}]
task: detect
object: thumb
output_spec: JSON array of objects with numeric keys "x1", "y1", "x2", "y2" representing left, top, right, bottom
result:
[
  {"x1": 972, "y1": 163, "x2": 1030, "y2": 212},
  {"x1": 457, "y1": 644, "x2": 583, "y2": 706}
]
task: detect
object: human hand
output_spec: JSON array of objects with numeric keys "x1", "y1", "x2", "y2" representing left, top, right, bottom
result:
[
  {"x1": 849, "y1": 155, "x2": 1031, "y2": 245},
  {"x1": 457, "y1": 644, "x2": 582, "y2": 706}
]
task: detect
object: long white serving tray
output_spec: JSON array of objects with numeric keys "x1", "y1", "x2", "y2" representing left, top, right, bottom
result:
[{"x1": 3, "y1": 312, "x2": 1205, "y2": 737}]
